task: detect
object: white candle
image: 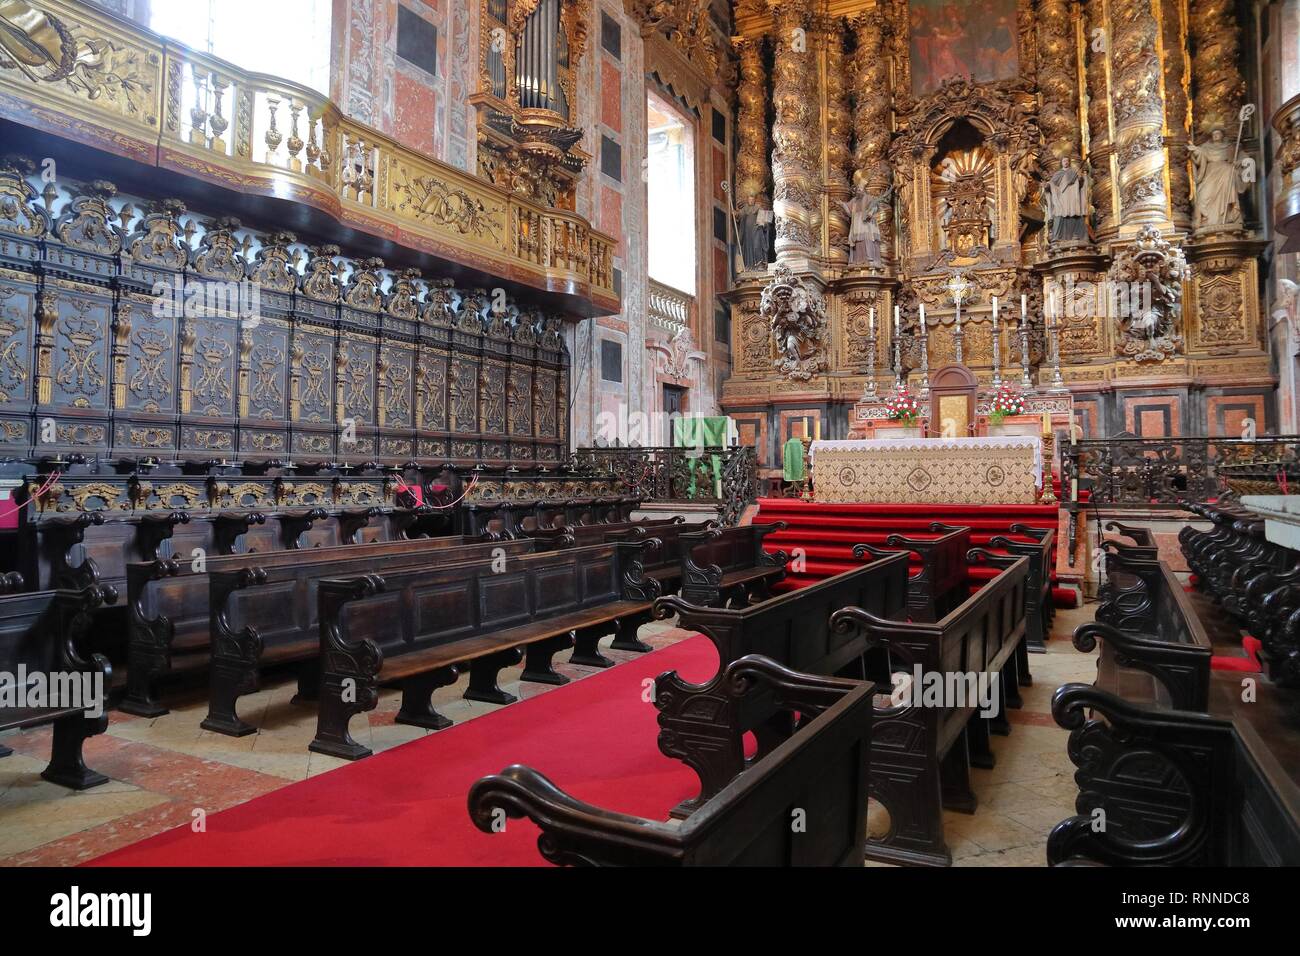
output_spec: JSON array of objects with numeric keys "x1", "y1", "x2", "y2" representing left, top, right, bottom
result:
[
  {"x1": 869, "y1": 307, "x2": 875, "y2": 333},
  {"x1": 1020, "y1": 294, "x2": 1027, "y2": 319},
  {"x1": 894, "y1": 305, "x2": 900, "y2": 335},
  {"x1": 992, "y1": 296, "x2": 999, "y2": 329},
  {"x1": 919, "y1": 303, "x2": 926, "y2": 325}
]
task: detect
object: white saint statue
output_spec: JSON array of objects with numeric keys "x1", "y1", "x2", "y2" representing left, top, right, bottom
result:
[{"x1": 1189, "y1": 128, "x2": 1246, "y2": 232}]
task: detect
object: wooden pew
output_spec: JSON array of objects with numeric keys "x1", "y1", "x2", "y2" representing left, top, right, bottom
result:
[
  {"x1": 0, "y1": 581, "x2": 117, "y2": 789},
  {"x1": 468, "y1": 656, "x2": 875, "y2": 866},
  {"x1": 827, "y1": 556, "x2": 1030, "y2": 865},
  {"x1": 124, "y1": 533, "x2": 533, "y2": 721},
  {"x1": 969, "y1": 524, "x2": 1055, "y2": 655},
  {"x1": 309, "y1": 540, "x2": 660, "y2": 759},
  {"x1": 679, "y1": 523, "x2": 789, "y2": 607},
  {"x1": 652, "y1": 552, "x2": 911, "y2": 816},
  {"x1": 1073, "y1": 553, "x2": 1213, "y2": 712},
  {"x1": 195, "y1": 536, "x2": 541, "y2": 735},
  {"x1": 605, "y1": 519, "x2": 717, "y2": 593},
  {"x1": 1048, "y1": 677, "x2": 1300, "y2": 866},
  {"x1": 852, "y1": 523, "x2": 971, "y2": 623}
]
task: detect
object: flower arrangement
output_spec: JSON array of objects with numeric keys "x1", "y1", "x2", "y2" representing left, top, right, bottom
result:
[
  {"x1": 989, "y1": 383, "x2": 1025, "y2": 425},
  {"x1": 884, "y1": 387, "x2": 920, "y2": 426}
]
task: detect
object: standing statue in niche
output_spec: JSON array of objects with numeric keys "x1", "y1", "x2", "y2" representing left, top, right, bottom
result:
[
  {"x1": 840, "y1": 184, "x2": 892, "y2": 266},
  {"x1": 1189, "y1": 128, "x2": 1247, "y2": 232},
  {"x1": 1042, "y1": 156, "x2": 1090, "y2": 245},
  {"x1": 736, "y1": 197, "x2": 773, "y2": 272}
]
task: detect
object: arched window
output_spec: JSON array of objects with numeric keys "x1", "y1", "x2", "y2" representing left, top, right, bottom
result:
[{"x1": 151, "y1": 0, "x2": 332, "y2": 95}]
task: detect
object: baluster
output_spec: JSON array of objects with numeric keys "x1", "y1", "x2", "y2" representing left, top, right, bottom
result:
[
  {"x1": 189, "y1": 72, "x2": 209, "y2": 147},
  {"x1": 305, "y1": 108, "x2": 321, "y2": 174},
  {"x1": 287, "y1": 102, "x2": 305, "y2": 172},
  {"x1": 265, "y1": 94, "x2": 284, "y2": 164},
  {"x1": 209, "y1": 73, "x2": 230, "y2": 153}
]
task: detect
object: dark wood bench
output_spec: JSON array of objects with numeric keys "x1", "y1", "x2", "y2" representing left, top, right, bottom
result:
[
  {"x1": 1048, "y1": 674, "x2": 1300, "y2": 866},
  {"x1": 197, "y1": 536, "x2": 540, "y2": 735},
  {"x1": 124, "y1": 533, "x2": 532, "y2": 720},
  {"x1": 309, "y1": 539, "x2": 660, "y2": 759},
  {"x1": 467, "y1": 655, "x2": 876, "y2": 866},
  {"x1": 853, "y1": 523, "x2": 971, "y2": 623},
  {"x1": 678, "y1": 523, "x2": 789, "y2": 607},
  {"x1": 1075, "y1": 553, "x2": 1213, "y2": 712},
  {"x1": 828, "y1": 556, "x2": 1030, "y2": 865},
  {"x1": 605, "y1": 519, "x2": 717, "y2": 593},
  {"x1": 969, "y1": 524, "x2": 1055, "y2": 655},
  {"x1": 0, "y1": 581, "x2": 118, "y2": 789},
  {"x1": 652, "y1": 551, "x2": 911, "y2": 817}
]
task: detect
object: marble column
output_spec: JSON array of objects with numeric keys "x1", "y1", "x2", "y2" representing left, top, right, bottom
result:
[{"x1": 769, "y1": 0, "x2": 817, "y2": 263}]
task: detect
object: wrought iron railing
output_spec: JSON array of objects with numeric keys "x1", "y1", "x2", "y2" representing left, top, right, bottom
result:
[
  {"x1": 1062, "y1": 435, "x2": 1300, "y2": 510},
  {"x1": 573, "y1": 445, "x2": 758, "y2": 526}
]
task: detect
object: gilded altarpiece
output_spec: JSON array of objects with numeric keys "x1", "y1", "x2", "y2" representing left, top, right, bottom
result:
[{"x1": 722, "y1": 0, "x2": 1274, "y2": 463}]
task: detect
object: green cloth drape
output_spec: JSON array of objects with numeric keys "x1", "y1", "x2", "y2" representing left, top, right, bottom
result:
[
  {"x1": 672, "y1": 416, "x2": 731, "y2": 497},
  {"x1": 782, "y1": 438, "x2": 806, "y2": 482}
]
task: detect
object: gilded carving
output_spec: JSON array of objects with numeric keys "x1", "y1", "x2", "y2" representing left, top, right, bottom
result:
[
  {"x1": 762, "y1": 263, "x2": 827, "y2": 382},
  {"x1": 1110, "y1": 225, "x2": 1188, "y2": 362}
]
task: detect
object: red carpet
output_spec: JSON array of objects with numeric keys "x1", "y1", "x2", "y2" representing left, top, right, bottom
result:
[
  {"x1": 755, "y1": 498, "x2": 1076, "y2": 608},
  {"x1": 89, "y1": 636, "x2": 718, "y2": 867}
]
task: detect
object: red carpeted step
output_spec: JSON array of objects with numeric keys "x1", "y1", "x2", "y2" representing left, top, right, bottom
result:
[
  {"x1": 87, "y1": 636, "x2": 719, "y2": 867},
  {"x1": 755, "y1": 497, "x2": 1073, "y2": 608}
]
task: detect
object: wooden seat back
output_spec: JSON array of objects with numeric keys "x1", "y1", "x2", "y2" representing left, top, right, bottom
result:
[
  {"x1": 853, "y1": 523, "x2": 971, "y2": 623},
  {"x1": 468, "y1": 656, "x2": 875, "y2": 866}
]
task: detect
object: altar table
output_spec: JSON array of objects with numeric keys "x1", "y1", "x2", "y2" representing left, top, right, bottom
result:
[{"x1": 808, "y1": 436, "x2": 1043, "y2": 505}]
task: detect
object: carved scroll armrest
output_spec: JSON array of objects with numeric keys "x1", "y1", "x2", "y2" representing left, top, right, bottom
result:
[
  {"x1": 278, "y1": 507, "x2": 329, "y2": 549},
  {"x1": 337, "y1": 506, "x2": 379, "y2": 544},
  {"x1": 127, "y1": 558, "x2": 181, "y2": 647},
  {"x1": 316, "y1": 574, "x2": 385, "y2": 681},
  {"x1": 40, "y1": 512, "x2": 107, "y2": 589},
  {"x1": 651, "y1": 593, "x2": 712, "y2": 622},
  {"x1": 468, "y1": 765, "x2": 685, "y2": 866},
  {"x1": 136, "y1": 510, "x2": 192, "y2": 560},
  {"x1": 1103, "y1": 520, "x2": 1155, "y2": 548},
  {"x1": 751, "y1": 521, "x2": 789, "y2": 567},
  {"x1": 53, "y1": 583, "x2": 119, "y2": 678},
  {"x1": 966, "y1": 547, "x2": 1017, "y2": 569},
  {"x1": 618, "y1": 538, "x2": 663, "y2": 602},
  {"x1": 721, "y1": 654, "x2": 861, "y2": 718},
  {"x1": 0, "y1": 571, "x2": 24, "y2": 594},
  {"x1": 929, "y1": 521, "x2": 970, "y2": 535},
  {"x1": 213, "y1": 510, "x2": 268, "y2": 555},
  {"x1": 210, "y1": 566, "x2": 269, "y2": 661},
  {"x1": 1007, "y1": 523, "x2": 1052, "y2": 541},
  {"x1": 1047, "y1": 682, "x2": 1230, "y2": 866},
  {"x1": 884, "y1": 533, "x2": 935, "y2": 555},
  {"x1": 853, "y1": 542, "x2": 899, "y2": 562}
]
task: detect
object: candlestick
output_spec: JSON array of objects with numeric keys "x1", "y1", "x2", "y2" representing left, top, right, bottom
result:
[{"x1": 1020, "y1": 309, "x2": 1033, "y2": 391}]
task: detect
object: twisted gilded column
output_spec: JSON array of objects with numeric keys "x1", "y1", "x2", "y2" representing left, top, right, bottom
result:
[
  {"x1": 1111, "y1": 0, "x2": 1170, "y2": 229},
  {"x1": 1037, "y1": 0, "x2": 1082, "y2": 163},
  {"x1": 850, "y1": 11, "x2": 894, "y2": 265},
  {"x1": 1160, "y1": 0, "x2": 1193, "y2": 230},
  {"x1": 1084, "y1": 0, "x2": 1118, "y2": 237},
  {"x1": 820, "y1": 16, "x2": 851, "y2": 264},
  {"x1": 770, "y1": 0, "x2": 817, "y2": 262},
  {"x1": 1189, "y1": 0, "x2": 1246, "y2": 137},
  {"x1": 733, "y1": 35, "x2": 769, "y2": 209}
]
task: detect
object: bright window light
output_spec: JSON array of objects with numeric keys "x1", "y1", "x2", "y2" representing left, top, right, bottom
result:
[{"x1": 647, "y1": 91, "x2": 696, "y2": 295}]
